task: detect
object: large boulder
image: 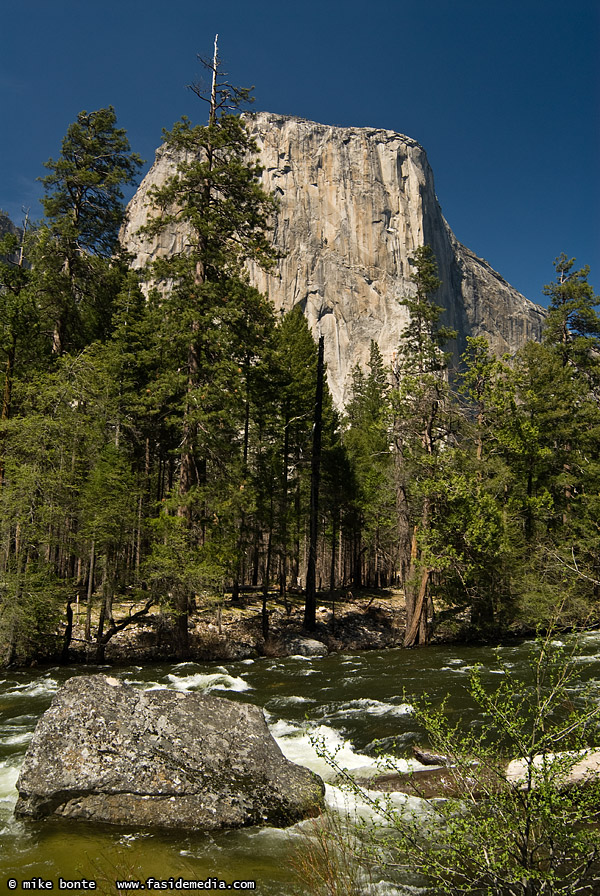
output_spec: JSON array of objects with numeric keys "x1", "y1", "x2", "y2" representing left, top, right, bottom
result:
[{"x1": 15, "y1": 674, "x2": 324, "y2": 830}]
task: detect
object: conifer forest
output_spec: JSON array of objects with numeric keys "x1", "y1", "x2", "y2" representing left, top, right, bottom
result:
[{"x1": 1, "y1": 73, "x2": 599, "y2": 667}]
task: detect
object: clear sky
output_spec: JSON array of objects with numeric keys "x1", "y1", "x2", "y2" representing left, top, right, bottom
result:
[{"x1": 1, "y1": 0, "x2": 598, "y2": 306}]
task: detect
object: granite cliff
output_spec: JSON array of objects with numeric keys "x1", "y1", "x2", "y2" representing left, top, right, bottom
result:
[{"x1": 121, "y1": 112, "x2": 545, "y2": 407}]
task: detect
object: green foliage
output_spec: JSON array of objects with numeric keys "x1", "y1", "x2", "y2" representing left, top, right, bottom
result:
[
  {"x1": 543, "y1": 254, "x2": 600, "y2": 373},
  {"x1": 0, "y1": 567, "x2": 65, "y2": 664},
  {"x1": 397, "y1": 244, "x2": 456, "y2": 374},
  {"x1": 2, "y1": 84, "x2": 600, "y2": 660},
  {"x1": 316, "y1": 634, "x2": 600, "y2": 895},
  {"x1": 344, "y1": 342, "x2": 396, "y2": 586},
  {"x1": 37, "y1": 106, "x2": 143, "y2": 354},
  {"x1": 144, "y1": 115, "x2": 277, "y2": 282},
  {"x1": 392, "y1": 246, "x2": 459, "y2": 643},
  {"x1": 268, "y1": 306, "x2": 346, "y2": 596},
  {"x1": 40, "y1": 106, "x2": 143, "y2": 258}
]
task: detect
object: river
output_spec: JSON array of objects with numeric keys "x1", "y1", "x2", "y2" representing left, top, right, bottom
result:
[{"x1": 2, "y1": 634, "x2": 600, "y2": 894}]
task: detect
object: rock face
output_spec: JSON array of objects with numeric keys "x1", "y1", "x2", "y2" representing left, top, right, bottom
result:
[
  {"x1": 0, "y1": 212, "x2": 22, "y2": 263},
  {"x1": 15, "y1": 674, "x2": 324, "y2": 830},
  {"x1": 121, "y1": 112, "x2": 545, "y2": 407}
]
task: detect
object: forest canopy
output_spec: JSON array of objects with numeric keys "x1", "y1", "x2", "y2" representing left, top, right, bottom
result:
[{"x1": 1, "y1": 78, "x2": 599, "y2": 665}]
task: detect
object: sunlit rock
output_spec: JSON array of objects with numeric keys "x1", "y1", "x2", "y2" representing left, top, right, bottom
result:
[
  {"x1": 121, "y1": 112, "x2": 545, "y2": 407},
  {"x1": 15, "y1": 674, "x2": 324, "y2": 830}
]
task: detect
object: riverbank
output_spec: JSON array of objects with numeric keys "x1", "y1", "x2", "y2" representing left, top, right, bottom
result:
[
  {"x1": 30, "y1": 586, "x2": 570, "y2": 668},
  {"x1": 64, "y1": 588, "x2": 410, "y2": 665},
  {"x1": 23, "y1": 585, "x2": 576, "y2": 669}
]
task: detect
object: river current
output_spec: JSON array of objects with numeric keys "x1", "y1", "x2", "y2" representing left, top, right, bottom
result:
[{"x1": 2, "y1": 635, "x2": 600, "y2": 894}]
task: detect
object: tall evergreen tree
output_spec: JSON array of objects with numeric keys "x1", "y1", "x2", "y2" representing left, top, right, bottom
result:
[
  {"x1": 344, "y1": 341, "x2": 396, "y2": 588},
  {"x1": 543, "y1": 254, "x2": 600, "y2": 374},
  {"x1": 393, "y1": 245, "x2": 457, "y2": 646},
  {"x1": 140, "y1": 41, "x2": 277, "y2": 654},
  {"x1": 0, "y1": 218, "x2": 40, "y2": 484},
  {"x1": 38, "y1": 106, "x2": 142, "y2": 354}
]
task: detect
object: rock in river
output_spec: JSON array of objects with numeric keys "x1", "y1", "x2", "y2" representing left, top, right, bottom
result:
[{"x1": 15, "y1": 674, "x2": 325, "y2": 830}]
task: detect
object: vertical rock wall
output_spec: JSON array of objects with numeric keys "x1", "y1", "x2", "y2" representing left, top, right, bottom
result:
[{"x1": 121, "y1": 112, "x2": 545, "y2": 407}]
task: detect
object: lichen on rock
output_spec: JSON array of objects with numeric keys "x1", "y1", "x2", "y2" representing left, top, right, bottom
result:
[{"x1": 15, "y1": 674, "x2": 325, "y2": 830}]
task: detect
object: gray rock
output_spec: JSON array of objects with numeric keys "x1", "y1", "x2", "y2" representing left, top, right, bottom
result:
[
  {"x1": 121, "y1": 112, "x2": 545, "y2": 408},
  {"x1": 287, "y1": 637, "x2": 329, "y2": 657},
  {"x1": 363, "y1": 751, "x2": 600, "y2": 799},
  {"x1": 15, "y1": 674, "x2": 324, "y2": 831},
  {"x1": 505, "y1": 750, "x2": 600, "y2": 789}
]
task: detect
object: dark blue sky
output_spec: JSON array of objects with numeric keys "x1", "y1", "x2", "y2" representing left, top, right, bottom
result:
[{"x1": 1, "y1": 0, "x2": 598, "y2": 306}]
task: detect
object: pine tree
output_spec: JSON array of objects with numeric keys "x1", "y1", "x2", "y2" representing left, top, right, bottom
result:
[
  {"x1": 543, "y1": 254, "x2": 600, "y2": 374},
  {"x1": 140, "y1": 42, "x2": 277, "y2": 655},
  {"x1": 38, "y1": 106, "x2": 143, "y2": 354},
  {"x1": 0, "y1": 217, "x2": 42, "y2": 484},
  {"x1": 393, "y1": 245, "x2": 457, "y2": 646},
  {"x1": 274, "y1": 307, "x2": 320, "y2": 595},
  {"x1": 344, "y1": 342, "x2": 396, "y2": 588}
]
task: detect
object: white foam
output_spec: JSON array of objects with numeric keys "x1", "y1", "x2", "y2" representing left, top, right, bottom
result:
[
  {"x1": 122, "y1": 678, "x2": 164, "y2": 690},
  {"x1": 273, "y1": 695, "x2": 315, "y2": 705},
  {"x1": 166, "y1": 672, "x2": 251, "y2": 693},
  {"x1": 2, "y1": 732, "x2": 32, "y2": 746},
  {"x1": 330, "y1": 698, "x2": 413, "y2": 718},
  {"x1": 0, "y1": 765, "x2": 19, "y2": 804},
  {"x1": 271, "y1": 720, "x2": 417, "y2": 784},
  {"x1": 324, "y1": 780, "x2": 420, "y2": 821},
  {"x1": 3, "y1": 678, "x2": 60, "y2": 698},
  {"x1": 266, "y1": 718, "x2": 298, "y2": 738},
  {"x1": 367, "y1": 881, "x2": 426, "y2": 896}
]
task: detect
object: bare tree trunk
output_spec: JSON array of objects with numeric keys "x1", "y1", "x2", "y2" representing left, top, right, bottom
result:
[
  {"x1": 329, "y1": 511, "x2": 337, "y2": 593},
  {"x1": 280, "y1": 412, "x2": 290, "y2": 608},
  {"x1": 304, "y1": 336, "x2": 324, "y2": 630},
  {"x1": 262, "y1": 528, "x2": 272, "y2": 640},
  {"x1": 403, "y1": 494, "x2": 433, "y2": 648},
  {"x1": 85, "y1": 539, "x2": 96, "y2": 643}
]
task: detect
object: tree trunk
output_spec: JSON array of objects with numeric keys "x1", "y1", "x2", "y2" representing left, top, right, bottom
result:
[
  {"x1": 84, "y1": 539, "x2": 96, "y2": 643},
  {"x1": 304, "y1": 336, "x2": 324, "y2": 631},
  {"x1": 404, "y1": 494, "x2": 433, "y2": 647},
  {"x1": 262, "y1": 528, "x2": 272, "y2": 640},
  {"x1": 173, "y1": 588, "x2": 190, "y2": 659},
  {"x1": 280, "y1": 412, "x2": 290, "y2": 605},
  {"x1": 95, "y1": 560, "x2": 114, "y2": 663},
  {"x1": 329, "y1": 510, "x2": 338, "y2": 593},
  {"x1": 403, "y1": 565, "x2": 431, "y2": 647}
]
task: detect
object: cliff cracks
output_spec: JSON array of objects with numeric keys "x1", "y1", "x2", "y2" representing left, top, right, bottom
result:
[{"x1": 121, "y1": 112, "x2": 545, "y2": 407}]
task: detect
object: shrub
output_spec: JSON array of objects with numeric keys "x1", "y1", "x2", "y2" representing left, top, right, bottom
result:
[{"x1": 312, "y1": 633, "x2": 600, "y2": 895}]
